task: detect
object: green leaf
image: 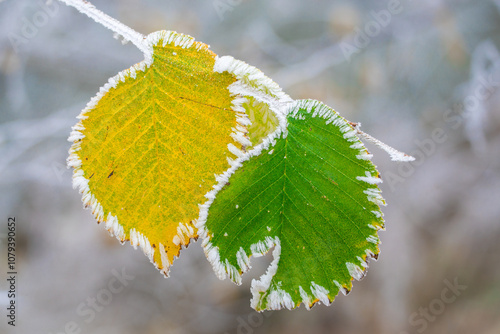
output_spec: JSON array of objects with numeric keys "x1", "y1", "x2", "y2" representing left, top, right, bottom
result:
[{"x1": 198, "y1": 99, "x2": 386, "y2": 311}]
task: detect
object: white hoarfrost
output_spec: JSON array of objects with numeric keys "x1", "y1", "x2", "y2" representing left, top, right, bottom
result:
[
  {"x1": 214, "y1": 55, "x2": 294, "y2": 119},
  {"x1": 158, "y1": 242, "x2": 170, "y2": 276},
  {"x1": 67, "y1": 30, "x2": 222, "y2": 277},
  {"x1": 333, "y1": 280, "x2": 349, "y2": 296},
  {"x1": 236, "y1": 247, "x2": 251, "y2": 272},
  {"x1": 346, "y1": 262, "x2": 365, "y2": 281},
  {"x1": 356, "y1": 171, "x2": 383, "y2": 185},
  {"x1": 366, "y1": 235, "x2": 379, "y2": 244},
  {"x1": 173, "y1": 222, "x2": 196, "y2": 246},
  {"x1": 105, "y1": 212, "x2": 125, "y2": 240},
  {"x1": 299, "y1": 286, "x2": 313, "y2": 310},
  {"x1": 364, "y1": 187, "x2": 386, "y2": 206},
  {"x1": 214, "y1": 56, "x2": 291, "y2": 102},
  {"x1": 356, "y1": 256, "x2": 369, "y2": 268},
  {"x1": 197, "y1": 55, "x2": 293, "y2": 309},
  {"x1": 198, "y1": 98, "x2": 387, "y2": 311},
  {"x1": 250, "y1": 238, "x2": 294, "y2": 311},
  {"x1": 64, "y1": 0, "x2": 395, "y2": 307},
  {"x1": 311, "y1": 282, "x2": 331, "y2": 306},
  {"x1": 129, "y1": 228, "x2": 154, "y2": 263}
]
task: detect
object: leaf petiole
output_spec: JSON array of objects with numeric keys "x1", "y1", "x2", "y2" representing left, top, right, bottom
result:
[{"x1": 58, "y1": 0, "x2": 151, "y2": 57}]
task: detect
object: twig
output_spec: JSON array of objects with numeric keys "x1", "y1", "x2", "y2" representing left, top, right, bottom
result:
[
  {"x1": 348, "y1": 122, "x2": 415, "y2": 162},
  {"x1": 58, "y1": 0, "x2": 150, "y2": 57},
  {"x1": 57, "y1": 0, "x2": 414, "y2": 164}
]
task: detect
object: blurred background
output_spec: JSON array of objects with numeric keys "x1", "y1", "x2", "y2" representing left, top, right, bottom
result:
[{"x1": 1, "y1": 0, "x2": 500, "y2": 333}]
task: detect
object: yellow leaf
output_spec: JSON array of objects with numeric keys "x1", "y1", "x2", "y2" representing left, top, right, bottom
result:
[
  {"x1": 68, "y1": 31, "x2": 249, "y2": 275},
  {"x1": 243, "y1": 96, "x2": 280, "y2": 147}
]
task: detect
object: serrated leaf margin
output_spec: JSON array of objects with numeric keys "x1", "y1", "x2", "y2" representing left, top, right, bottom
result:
[
  {"x1": 67, "y1": 30, "x2": 248, "y2": 277},
  {"x1": 197, "y1": 99, "x2": 386, "y2": 311}
]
